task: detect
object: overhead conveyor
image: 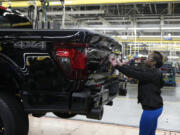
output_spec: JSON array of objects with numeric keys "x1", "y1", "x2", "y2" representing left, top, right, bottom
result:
[{"x1": 1, "y1": 0, "x2": 180, "y2": 8}]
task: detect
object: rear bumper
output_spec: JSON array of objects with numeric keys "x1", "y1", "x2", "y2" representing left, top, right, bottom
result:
[
  {"x1": 23, "y1": 83, "x2": 119, "y2": 120},
  {"x1": 71, "y1": 87, "x2": 118, "y2": 120}
]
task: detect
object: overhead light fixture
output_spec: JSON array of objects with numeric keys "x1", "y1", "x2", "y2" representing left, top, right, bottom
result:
[
  {"x1": 130, "y1": 27, "x2": 160, "y2": 30},
  {"x1": 162, "y1": 27, "x2": 180, "y2": 30}
]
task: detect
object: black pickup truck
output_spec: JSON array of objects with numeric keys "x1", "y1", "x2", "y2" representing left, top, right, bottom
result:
[{"x1": 0, "y1": 6, "x2": 126, "y2": 135}]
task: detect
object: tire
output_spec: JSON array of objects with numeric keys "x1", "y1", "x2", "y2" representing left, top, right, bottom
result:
[
  {"x1": 109, "y1": 82, "x2": 119, "y2": 96},
  {"x1": 15, "y1": 97, "x2": 29, "y2": 135},
  {"x1": 32, "y1": 113, "x2": 46, "y2": 118},
  {"x1": 119, "y1": 88, "x2": 127, "y2": 96},
  {"x1": 53, "y1": 112, "x2": 76, "y2": 119},
  {"x1": 0, "y1": 92, "x2": 29, "y2": 135}
]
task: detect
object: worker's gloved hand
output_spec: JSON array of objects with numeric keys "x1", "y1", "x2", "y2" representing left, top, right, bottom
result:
[
  {"x1": 109, "y1": 55, "x2": 124, "y2": 67},
  {"x1": 109, "y1": 55, "x2": 117, "y2": 66},
  {"x1": 116, "y1": 58, "x2": 124, "y2": 67}
]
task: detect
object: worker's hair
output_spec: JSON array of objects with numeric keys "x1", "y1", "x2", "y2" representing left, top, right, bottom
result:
[{"x1": 153, "y1": 51, "x2": 163, "y2": 68}]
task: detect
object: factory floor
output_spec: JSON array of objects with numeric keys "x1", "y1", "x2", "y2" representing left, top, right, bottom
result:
[
  {"x1": 28, "y1": 75, "x2": 180, "y2": 135},
  {"x1": 28, "y1": 116, "x2": 180, "y2": 135}
]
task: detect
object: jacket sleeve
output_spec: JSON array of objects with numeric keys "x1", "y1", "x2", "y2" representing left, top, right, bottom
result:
[
  {"x1": 115, "y1": 65, "x2": 157, "y2": 81},
  {"x1": 160, "y1": 72, "x2": 165, "y2": 88}
]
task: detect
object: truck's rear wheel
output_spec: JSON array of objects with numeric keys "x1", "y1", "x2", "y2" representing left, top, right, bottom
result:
[
  {"x1": 53, "y1": 112, "x2": 76, "y2": 119},
  {"x1": 0, "y1": 92, "x2": 29, "y2": 135}
]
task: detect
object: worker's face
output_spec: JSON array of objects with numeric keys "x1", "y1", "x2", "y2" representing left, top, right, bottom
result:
[{"x1": 145, "y1": 53, "x2": 156, "y2": 68}]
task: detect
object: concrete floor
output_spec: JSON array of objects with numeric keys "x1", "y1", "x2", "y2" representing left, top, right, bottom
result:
[
  {"x1": 29, "y1": 76, "x2": 180, "y2": 134},
  {"x1": 28, "y1": 116, "x2": 180, "y2": 135},
  {"x1": 69, "y1": 84, "x2": 180, "y2": 131}
]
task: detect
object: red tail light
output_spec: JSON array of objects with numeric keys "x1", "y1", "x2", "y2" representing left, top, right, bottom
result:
[
  {"x1": 56, "y1": 49, "x2": 70, "y2": 57},
  {"x1": 54, "y1": 43, "x2": 88, "y2": 80},
  {"x1": 56, "y1": 48, "x2": 86, "y2": 70},
  {"x1": 0, "y1": 6, "x2": 7, "y2": 10}
]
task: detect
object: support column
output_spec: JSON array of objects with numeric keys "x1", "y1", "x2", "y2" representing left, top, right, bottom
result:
[
  {"x1": 40, "y1": 0, "x2": 47, "y2": 29},
  {"x1": 168, "y1": 2, "x2": 172, "y2": 15},
  {"x1": 160, "y1": 15, "x2": 164, "y2": 48},
  {"x1": 33, "y1": 1, "x2": 37, "y2": 29},
  {"x1": 61, "y1": 0, "x2": 65, "y2": 29},
  {"x1": 134, "y1": 18, "x2": 137, "y2": 56}
]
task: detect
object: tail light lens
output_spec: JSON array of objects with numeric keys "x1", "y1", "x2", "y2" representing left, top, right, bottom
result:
[
  {"x1": 53, "y1": 43, "x2": 88, "y2": 80},
  {"x1": 56, "y1": 49, "x2": 70, "y2": 57},
  {"x1": 0, "y1": 6, "x2": 7, "y2": 10}
]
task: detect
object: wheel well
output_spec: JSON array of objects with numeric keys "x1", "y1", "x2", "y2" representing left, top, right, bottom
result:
[
  {"x1": 0, "y1": 63, "x2": 22, "y2": 94},
  {"x1": 0, "y1": 76, "x2": 20, "y2": 94}
]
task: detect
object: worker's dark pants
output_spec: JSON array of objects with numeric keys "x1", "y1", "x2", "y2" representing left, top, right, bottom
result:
[{"x1": 139, "y1": 107, "x2": 163, "y2": 135}]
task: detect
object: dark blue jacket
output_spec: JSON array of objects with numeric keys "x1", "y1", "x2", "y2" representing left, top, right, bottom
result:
[{"x1": 115, "y1": 64, "x2": 163, "y2": 110}]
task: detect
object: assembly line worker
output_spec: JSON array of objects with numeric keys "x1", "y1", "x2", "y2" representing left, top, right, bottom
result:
[{"x1": 109, "y1": 51, "x2": 164, "y2": 135}]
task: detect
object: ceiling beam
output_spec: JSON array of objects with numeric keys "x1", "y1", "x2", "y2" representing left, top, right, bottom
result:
[
  {"x1": 2, "y1": 0, "x2": 180, "y2": 8},
  {"x1": 48, "y1": 10, "x2": 105, "y2": 15},
  {"x1": 65, "y1": 14, "x2": 88, "y2": 27},
  {"x1": 98, "y1": 16, "x2": 111, "y2": 26},
  {"x1": 23, "y1": 10, "x2": 105, "y2": 16},
  {"x1": 98, "y1": 16, "x2": 122, "y2": 34}
]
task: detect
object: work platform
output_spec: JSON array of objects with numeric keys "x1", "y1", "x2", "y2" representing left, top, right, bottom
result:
[{"x1": 28, "y1": 116, "x2": 180, "y2": 135}]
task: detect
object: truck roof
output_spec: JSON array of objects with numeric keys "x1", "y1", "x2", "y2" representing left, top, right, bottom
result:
[{"x1": 0, "y1": 29, "x2": 122, "y2": 52}]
